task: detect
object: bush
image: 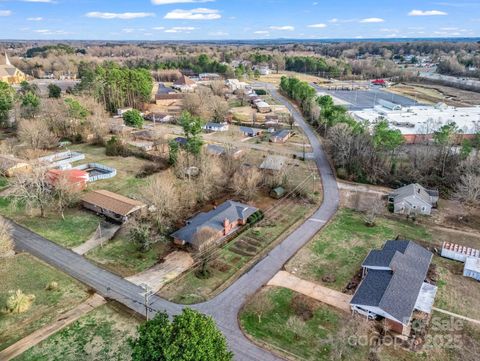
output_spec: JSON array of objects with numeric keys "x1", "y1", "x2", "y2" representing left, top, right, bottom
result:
[
  {"x1": 123, "y1": 109, "x2": 144, "y2": 128},
  {"x1": 254, "y1": 89, "x2": 267, "y2": 95},
  {"x1": 48, "y1": 84, "x2": 62, "y2": 98},
  {"x1": 105, "y1": 136, "x2": 131, "y2": 157},
  {"x1": 247, "y1": 210, "x2": 264, "y2": 224},
  {"x1": 45, "y1": 281, "x2": 59, "y2": 291},
  {"x1": 4, "y1": 289, "x2": 35, "y2": 314}
]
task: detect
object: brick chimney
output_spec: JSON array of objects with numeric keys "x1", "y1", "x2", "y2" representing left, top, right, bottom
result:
[{"x1": 223, "y1": 218, "x2": 230, "y2": 234}]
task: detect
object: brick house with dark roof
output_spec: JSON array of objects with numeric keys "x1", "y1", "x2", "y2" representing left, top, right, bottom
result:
[
  {"x1": 171, "y1": 200, "x2": 257, "y2": 251},
  {"x1": 350, "y1": 240, "x2": 437, "y2": 335}
]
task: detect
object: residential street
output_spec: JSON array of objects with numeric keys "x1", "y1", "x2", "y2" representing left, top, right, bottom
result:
[{"x1": 11, "y1": 85, "x2": 340, "y2": 361}]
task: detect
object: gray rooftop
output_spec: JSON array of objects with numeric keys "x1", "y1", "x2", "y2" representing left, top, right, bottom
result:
[
  {"x1": 171, "y1": 200, "x2": 257, "y2": 248},
  {"x1": 389, "y1": 183, "x2": 434, "y2": 206},
  {"x1": 352, "y1": 240, "x2": 433, "y2": 324}
]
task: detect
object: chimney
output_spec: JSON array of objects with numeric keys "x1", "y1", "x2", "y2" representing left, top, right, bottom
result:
[{"x1": 223, "y1": 218, "x2": 230, "y2": 234}]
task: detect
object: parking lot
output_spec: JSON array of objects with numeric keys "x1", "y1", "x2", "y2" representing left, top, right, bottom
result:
[{"x1": 311, "y1": 83, "x2": 423, "y2": 110}]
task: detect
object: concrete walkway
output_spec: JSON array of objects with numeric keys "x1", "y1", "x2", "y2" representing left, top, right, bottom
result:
[
  {"x1": 126, "y1": 251, "x2": 194, "y2": 292},
  {"x1": 268, "y1": 271, "x2": 352, "y2": 313},
  {"x1": 0, "y1": 294, "x2": 106, "y2": 361},
  {"x1": 72, "y1": 222, "x2": 120, "y2": 255},
  {"x1": 432, "y1": 307, "x2": 480, "y2": 326}
]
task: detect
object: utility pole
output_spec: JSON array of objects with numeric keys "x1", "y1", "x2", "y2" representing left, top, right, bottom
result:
[{"x1": 140, "y1": 283, "x2": 153, "y2": 321}]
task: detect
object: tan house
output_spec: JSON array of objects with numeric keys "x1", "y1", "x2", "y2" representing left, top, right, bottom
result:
[
  {"x1": 0, "y1": 53, "x2": 27, "y2": 85},
  {"x1": 81, "y1": 190, "x2": 146, "y2": 223},
  {"x1": 0, "y1": 155, "x2": 32, "y2": 177}
]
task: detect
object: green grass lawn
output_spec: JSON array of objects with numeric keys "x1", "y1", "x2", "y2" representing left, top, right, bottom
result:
[
  {"x1": 240, "y1": 287, "x2": 371, "y2": 361},
  {"x1": 14, "y1": 303, "x2": 141, "y2": 361},
  {"x1": 286, "y1": 209, "x2": 433, "y2": 291},
  {"x1": 0, "y1": 176, "x2": 8, "y2": 190},
  {"x1": 0, "y1": 197, "x2": 100, "y2": 248},
  {"x1": 68, "y1": 144, "x2": 152, "y2": 198},
  {"x1": 0, "y1": 254, "x2": 89, "y2": 351},
  {"x1": 86, "y1": 233, "x2": 171, "y2": 277},
  {"x1": 241, "y1": 287, "x2": 480, "y2": 361}
]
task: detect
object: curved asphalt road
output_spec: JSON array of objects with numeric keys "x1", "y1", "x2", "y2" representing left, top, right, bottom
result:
[{"x1": 12, "y1": 84, "x2": 339, "y2": 361}]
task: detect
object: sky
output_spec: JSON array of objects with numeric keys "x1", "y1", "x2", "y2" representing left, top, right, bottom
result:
[{"x1": 0, "y1": 0, "x2": 479, "y2": 40}]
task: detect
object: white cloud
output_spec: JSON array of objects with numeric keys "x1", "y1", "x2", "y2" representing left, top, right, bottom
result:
[
  {"x1": 254, "y1": 30, "x2": 269, "y2": 34},
  {"x1": 164, "y1": 8, "x2": 220, "y2": 20},
  {"x1": 33, "y1": 29, "x2": 69, "y2": 35},
  {"x1": 308, "y1": 23, "x2": 327, "y2": 28},
  {"x1": 122, "y1": 28, "x2": 135, "y2": 33},
  {"x1": 27, "y1": 17, "x2": 43, "y2": 21},
  {"x1": 152, "y1": 0, "x2": 213, "y2": 4},
  {"x1": 360, "y1": 17, "x2": 385, "y2": 23},
  {"x1": 269, "y1": 25, "x2": 294, "y2": 31},
  {"x1": 152, "y1": 26, "x2": 165, "y2": 30},
  {"x1": 329, "y1": 18, "x2": 338, "y2": 23},
  {"x1": 86, "y1": 12, "x2": 155, "y2": 20},
  {"x1": 408, "y1": 10, "x2": 448, "y2": 16},
  {"x1": 0, "y1": 10, "x2": 12, "y2": 16},
  {"x1": 165, "y1": 26, "x2": 196, "y2": 33}
]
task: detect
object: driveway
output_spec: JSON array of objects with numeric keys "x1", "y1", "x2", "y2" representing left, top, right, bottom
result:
[
  {"x1": 11, "y1": 84, "x2": 340, "y2": 361},
  {"x1": 267, "y1": 271, "x2": 352, "y2": 313}
]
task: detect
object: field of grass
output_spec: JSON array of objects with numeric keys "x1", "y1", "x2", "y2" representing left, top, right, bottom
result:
[
  {"x1": 0, "y1": 176, "x2": 8, "y2": 190},
  {"x1": 0, "y1": 254, "x2": 88, "y2": 351},
  {"x1": 15, "y1": 303, "x2": 141, "y2": 361},
  {"x1": 159, "y1": 199, "x2": 316, "y2": 304},
  {"x1": 240, "y1": 287, "x2": 371, "y2": 361},
  {"x1": 68, "y1": 144, "x2": 152, "y2": 199},
  {"x1": 86, "y1": 233, "x2": 172, "y2": 277},
  {"x1": 0, "y1": 197, "x2": 100, "y2": 248},
  {"x1": 241, "y1": 287, "x2": 480, "y2": 361},
  {"x1": 286, "y1": 209, "x2": 433, "y2": 291}
]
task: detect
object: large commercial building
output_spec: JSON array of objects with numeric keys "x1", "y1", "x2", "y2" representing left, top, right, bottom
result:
[{"x1": 350, "y1": 101, "x2": 480, "y2": 143}]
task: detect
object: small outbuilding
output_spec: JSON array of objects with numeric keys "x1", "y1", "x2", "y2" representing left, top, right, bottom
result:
[
  {"x1": 464, "y1": 257, "x2": 480, "y2": 281},
  {"x1": 270, "y1": 186, "x2": 286, "y2": 199},
  {"x1": 0, "y1": 155, "x2": 32, "y2": 177},
  {"x1": 388, "y1": 183, "x2": 438, "y2": 216},
  {"x1": 81, "y1": 190, "x2": 146, "y2": 223}
]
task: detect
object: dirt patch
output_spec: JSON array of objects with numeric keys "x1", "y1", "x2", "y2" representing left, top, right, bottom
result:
[
  {"x1": 290, "y1": 294, "x2": 317, "y2": 321},
  {"x1": 343, "y1": 268, "x2": 363, "y2": 295},
  {"x1": 389, "y1": 82, "x2": 480, "y2": 107}
]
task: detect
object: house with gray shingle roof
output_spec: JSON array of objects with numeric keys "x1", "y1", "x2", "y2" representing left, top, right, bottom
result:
[
  {"x1": 388, "y1": 183, "x2": 439, "y2": 216},
  {"x1": 351, "y1": 240, "x2": 437, "y2": 336},
  {"x1": 171, "y1": 200, "x2": 258, "y2": 251}
]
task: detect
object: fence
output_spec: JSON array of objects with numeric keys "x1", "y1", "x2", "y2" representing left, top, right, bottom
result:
[
  {"x1": 73, "y1": 163, "x2": 117, "y2": 182},
  {"x1": 38, "y1": 151, "x2": 85, "y2": 168}
]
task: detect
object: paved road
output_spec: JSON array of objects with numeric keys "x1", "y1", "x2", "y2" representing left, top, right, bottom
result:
[
  {"x1": 311, "y1": 83, "x2": 422, "y2": 110},
  {"x1": 12, "y1": 84, "x2": 340, "y2": 361}
]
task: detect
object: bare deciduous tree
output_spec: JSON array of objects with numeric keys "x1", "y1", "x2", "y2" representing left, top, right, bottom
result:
[
  {"x1": 456, "y1": 173, "x2": 480, "y2": 205},
  {"x1": 17, "y1": 119, "x2": 58, "y2": 150},
  {"x1": 53, "y1": 173, "x2": 82, "y2": 220},
  {"x1": 232, "y1": 167, "x2": 262, "y2": 201},
  {"x1": 10, "y1": 168, "x2": 53, "y2": 218},
  {"x1": 142, "y1": 173, "x2": 181, "y2": 229}
]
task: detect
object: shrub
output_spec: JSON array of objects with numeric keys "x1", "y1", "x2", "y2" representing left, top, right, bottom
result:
[
  {"x1": 48, "y1": 84, "x2": 62, "y2": 98},
  {"x1": 4, "y1": 289, "x2": 35, "y2": 314},
  {"x1": 123, "y1": 109, "x2": 144, "y2": 128}
]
